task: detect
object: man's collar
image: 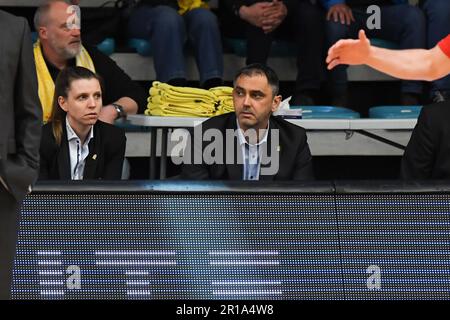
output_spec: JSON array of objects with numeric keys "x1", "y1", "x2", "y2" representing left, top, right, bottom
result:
[
  {"x1": 236, "y1": 118, "x2": 269, "y2": 147},
  {"x1": 65, "y1": 115, "x2": 94, "y2": 144}
]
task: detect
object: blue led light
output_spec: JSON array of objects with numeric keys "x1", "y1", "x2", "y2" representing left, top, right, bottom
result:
[{"x1": 12, "y1": 192, "x2": 450, "y2": 300}]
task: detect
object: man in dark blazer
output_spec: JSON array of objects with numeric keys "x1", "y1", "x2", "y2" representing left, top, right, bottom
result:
[
  {"x1": 401, "y1": 101, "x2": 450, "y2": 179},
  {"x1": 181, "y1": 63, "x2": 313, "y2": 181},
  {"x1": 39, "y1": 119, "x2": 126, "y2": 180},
  {"x1": 0, "y1": 10, "x2": 42, "y2": 299}
]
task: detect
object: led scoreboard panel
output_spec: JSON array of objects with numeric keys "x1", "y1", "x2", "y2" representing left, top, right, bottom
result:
[{"x1": 12, "y1": 181, "x2": 450, "y2": 300}]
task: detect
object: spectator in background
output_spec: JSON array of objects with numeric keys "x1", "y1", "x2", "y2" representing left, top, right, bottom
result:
[
  {"x1": 34, "y1": 0, "x2": 147, "y2": 123},
  {"x1": 181, "y1": 63, "x2": 314, "y2": 180},
  {"x1": 39, "y1": 67, "x2": 126, "y2": 180},
  {"x1": 320, "y1": 0, "x2": 426, "y2": 107},
  {"x1": 222, "y1": 0, "x2": 325, "y2": 105},
  {"x1": 0, "y1": 10, "x2": 42, "y2": 299},
  {"x1": 420, "y1": 0, "x2": 450, "y2": 102},
  {"x1": 127, "y1": 0, "x2": 224, "y2": 89}
]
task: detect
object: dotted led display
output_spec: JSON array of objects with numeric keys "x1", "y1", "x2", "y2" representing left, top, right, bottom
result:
[
  {"x1": 12, "y1": 184, "x2": 450, "y2": 300},
  {"x1": 336, "y1": 193, "x2": 450, "y2": 300},
  {"x1": 13, "y1": 191, "x2": 341, "y2": 300}
]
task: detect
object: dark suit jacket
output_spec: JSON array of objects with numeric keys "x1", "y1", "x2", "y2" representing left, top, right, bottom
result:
[
  {"x1": 39, "y1": 120, "x2": 126, "y2": 180},
  {"x1": 401, "y1": 101, "x2": 450, "y2": 179},
  {"x1": 181, "y1": 112, "x2": 314, "y2": 180},
  {"x1": 0, "y1": 11, "x2": 42, "y2": 202}
]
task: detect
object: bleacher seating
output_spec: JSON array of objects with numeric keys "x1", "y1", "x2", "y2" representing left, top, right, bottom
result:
[
  {"x1": 97, "y1": 37, "x2": 115, "y2": 56},
  {"x1": 370, "y1": 38, "x2": 400, "y2": 50},
  {"x1": 292, "y1": 106, "x2": 361, "y2": 119},
  {"x1": 9, "y1": 1, "x2": 404, "y2": 82},
  {"x1": 127, "y1": 38, "x2": 152, "y2": 57},
  {"x1": 369, "y1": 105, "x2": 422, "y2": 119},
  {"x1": 225, "y1": 37, "x2": 298, "y2": 57},
  {"x1": 113, "y1": 35, "x2": 398, "y2": 82}
]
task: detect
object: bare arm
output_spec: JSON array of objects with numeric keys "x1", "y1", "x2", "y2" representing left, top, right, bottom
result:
[
  {"x1": 326, "y1": 29, "x2": 450, "y2": 82},
  {"x1": 365, "y1": 45, "x2": 450, "y2": 82}
]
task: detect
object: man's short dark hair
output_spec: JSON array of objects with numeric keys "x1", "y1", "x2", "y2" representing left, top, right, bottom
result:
[{"x1": 233, "y1": 63, "x2": 280, "y2": 97}]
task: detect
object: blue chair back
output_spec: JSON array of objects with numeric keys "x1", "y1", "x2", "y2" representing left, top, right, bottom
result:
[
  {"x1": 369, "y1": 105, "x2": 422, "y2": 119},
  {"x1": 290, "y1": 106, "x2": 361, "y2": 119},
  {"x1": 225, "y1": 38, "x2": 297, "y2": 57},
  {"x1": 97, "y1": 37, "x2": 115, "y2": 56},
  {"x1": 128, "y1": 38, "x2": 152, "y2": 56}
]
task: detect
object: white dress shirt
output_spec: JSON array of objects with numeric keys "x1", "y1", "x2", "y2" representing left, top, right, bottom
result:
[
  {"x1": 66, "y1": 116, "x2": 94, "y2": 180},
  {"x1": 236, "y1": 120, "x2": 269, "y2": 181}
]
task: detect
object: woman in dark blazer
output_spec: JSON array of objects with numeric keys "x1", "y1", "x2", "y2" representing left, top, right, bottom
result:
[{"x1": 39, "y1": 66, "x2": 126, "y2": 180}]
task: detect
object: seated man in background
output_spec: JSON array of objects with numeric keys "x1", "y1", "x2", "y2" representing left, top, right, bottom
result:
[
  {"x1": 222, "y1": 0, "x2": 325, "y2": 105},
  {"x1": 127, "y1": 0, "x2": 224, "y2": 89},
  {"x1": 320, "y1": 0, "x2": 426, "y2": 107},
  {"x1": 181, "y1": 63, "x2": 314, "y2": 180},
  {"x1": 39, "y1": 67, "x2": 126, "y2": 180},
  {"x1": 34, "y1": 0, "x2": 147, "y2": 123}
]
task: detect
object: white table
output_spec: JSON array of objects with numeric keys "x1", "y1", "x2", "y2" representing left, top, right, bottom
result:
[{"x1": 126, "y1": 115, "x2": 417, "y2": 179}]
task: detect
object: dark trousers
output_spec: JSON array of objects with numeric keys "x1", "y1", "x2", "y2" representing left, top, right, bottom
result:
[
  {"x1": 128, "y1": 5, "x2": 223, "y2": 84},
  {"x1": 245, "y1": 0, "x2": 325, "y2": 92},
  {"x1": 0, "y1": 184, "x2": 20, "y2": 300}
]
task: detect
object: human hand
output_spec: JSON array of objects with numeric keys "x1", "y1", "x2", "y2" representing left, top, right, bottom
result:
[
  {"x1": 261, "y1": 0, "x2": 287, "y2": 34},
  {"x1": 239, "y1": 2, "x2": 275, "y2": 28},
  {"x1": 326, "y1": 3, "x2": 354, "y2": 25},
  {"x1": 98, "y1": 105, "x2": 118, "y2": 124},
  {"x1": 326, "y1": 29, "x2": 371, "y2": 69}
]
